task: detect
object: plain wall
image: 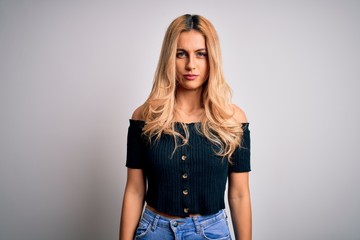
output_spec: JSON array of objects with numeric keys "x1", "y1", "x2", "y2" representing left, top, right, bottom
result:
[{"x1": 1, "y1": 0, "x2": 359, "y2": 239}]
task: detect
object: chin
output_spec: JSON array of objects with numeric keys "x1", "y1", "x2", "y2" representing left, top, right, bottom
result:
[{"x1": 178, "y1": 84, "x2": 204, "y2": 91}]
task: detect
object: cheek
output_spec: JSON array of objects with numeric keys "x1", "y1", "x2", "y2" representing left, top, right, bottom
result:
[
  {"x1": 202, "y1": 62, "x2": 209, "y2": 76},
  {"x1": 175, "y1": 66, "x2": 182, "y2": 81},
  {"x1": 175, "y1": 60, "x2": 183, "y2": 72},
  {"x1": 201, "y1": 58, "x2": 209, "y2": 69},
  {"x1": 175, "y1": 66, "x2": 181, "y2": 77}
]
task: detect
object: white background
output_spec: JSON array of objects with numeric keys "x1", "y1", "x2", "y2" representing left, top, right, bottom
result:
[{"x1": 1, "y1": 0, "x2": 359, "y2": 239}]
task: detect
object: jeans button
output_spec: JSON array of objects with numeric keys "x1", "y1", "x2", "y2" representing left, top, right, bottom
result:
[{"x1": 173, "y1": 221, "x2": 178, "y2": 227}]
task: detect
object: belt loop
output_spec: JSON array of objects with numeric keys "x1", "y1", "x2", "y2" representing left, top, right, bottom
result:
[
  {"x1": 192, "y1": 216, "x2": 201, "y2": 234},
  {"x1": 223, "y1": 209, "x2": 228, "y2": 219},
  {"x1": 151, "y1": 214, "x2": 160, "y2": 231}
]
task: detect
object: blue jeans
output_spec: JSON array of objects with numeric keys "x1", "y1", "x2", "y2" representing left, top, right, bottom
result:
[{"x1": 134, "y1": 207, "x2": 232, "y2": 240}]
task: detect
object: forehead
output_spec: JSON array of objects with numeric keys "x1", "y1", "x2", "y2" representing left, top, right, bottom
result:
[{"x1": 177, "y1": 30, "x2": 206, "y2": 49}]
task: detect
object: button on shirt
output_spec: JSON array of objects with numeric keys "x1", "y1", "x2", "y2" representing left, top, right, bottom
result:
[{"x1": 126, "y1": 120, "x2": 251, "y2": 217}]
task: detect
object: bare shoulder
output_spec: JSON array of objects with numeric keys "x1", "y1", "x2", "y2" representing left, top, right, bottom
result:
[
  {"x1": 231, "y1": 104, "x2": 248, "y2": 123},
  {"x1": 131, "y1": 104, "x2": 145, "y2": 120}
]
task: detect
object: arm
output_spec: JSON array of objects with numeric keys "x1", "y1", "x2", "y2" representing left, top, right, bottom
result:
[
  {"x1": 119, "y1": 168, "x2": 146, "y2": 240},
  {"x1": 228, "y1": 172, "x2": 252, "y2": 240}
]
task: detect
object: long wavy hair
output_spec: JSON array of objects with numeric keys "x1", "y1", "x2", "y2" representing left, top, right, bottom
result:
[{"x1": 142, "y1": 14, "x2": 243, "y2": 161}]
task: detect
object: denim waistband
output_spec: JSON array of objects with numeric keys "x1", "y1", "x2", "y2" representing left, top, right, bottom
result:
[{"x1": 142, "y1": 207, "x2": 227, "y2": 230}]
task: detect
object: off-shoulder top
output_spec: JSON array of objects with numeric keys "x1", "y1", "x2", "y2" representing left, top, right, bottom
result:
[{"x1": 126, "y1": 120, "x2": 251, "y2": 217}]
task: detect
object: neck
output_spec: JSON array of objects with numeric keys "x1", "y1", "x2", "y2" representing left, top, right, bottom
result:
[
  {"x1": 174, "y1": 88, "x2": 204, "y2": 122},
  {"x1": 175, "y1": 89, "x2": 202, "y2": 112}
]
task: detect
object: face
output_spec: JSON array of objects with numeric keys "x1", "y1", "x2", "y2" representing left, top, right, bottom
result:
[{"x1": 175, "y1": 30, "x2": 209, "y2": 92}]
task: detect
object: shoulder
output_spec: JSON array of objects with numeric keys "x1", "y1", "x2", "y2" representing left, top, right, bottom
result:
[
  {"x1": 131, "y1": 104, "x2": 145, "y2": 121},
  {"x1": 231, "y1": 104, "x2": 248, "y2": 123}
]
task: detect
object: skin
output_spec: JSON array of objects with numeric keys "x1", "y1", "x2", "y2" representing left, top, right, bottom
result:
[
  {"x1": 175, "y1": 31, "x2": 209, "y2": 93},
  {"x1": 174, "y1": 30, "x2": 209, "y2": 122},
  {"x1": 228, "y1": 106, "x2": 252, "y2": 240},
  {"x1": 119, "y1": 30, "x2": 252, "y2": 240},
  {"x1": 119, "y1": 168, "x2": 145, "y2": 240}
]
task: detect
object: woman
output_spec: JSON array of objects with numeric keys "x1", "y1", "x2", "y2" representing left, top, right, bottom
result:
[{"x1": 120, "y1": 14, "x2": 251, "y2": 240}]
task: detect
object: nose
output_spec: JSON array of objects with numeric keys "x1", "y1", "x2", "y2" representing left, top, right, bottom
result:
[{"x1": 185, "y1": 55, "x2": 196, "y2": 70}]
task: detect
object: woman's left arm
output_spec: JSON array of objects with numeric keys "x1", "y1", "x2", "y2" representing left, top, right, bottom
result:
[{"x1": 228, "y1": 172, "x2": 252, "y2": 240}]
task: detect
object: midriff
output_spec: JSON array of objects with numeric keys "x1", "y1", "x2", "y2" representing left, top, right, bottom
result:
[{"x1": 146, "y1": 205, "x2": 200, "y2": 219}]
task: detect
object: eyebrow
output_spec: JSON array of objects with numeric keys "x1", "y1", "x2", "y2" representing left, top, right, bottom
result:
[{"x1": 176, "y1": 48, "x2": 207, "y2": 52}]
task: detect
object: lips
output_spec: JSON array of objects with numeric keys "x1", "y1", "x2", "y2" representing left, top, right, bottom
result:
[{"x1": 183, "y1": 74, "x2": 199, "y2": 80}]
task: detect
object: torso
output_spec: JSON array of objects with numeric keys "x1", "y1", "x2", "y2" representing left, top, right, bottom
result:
[{"x1": 146, "y1": 205, "x2": 200, "y2": 219}]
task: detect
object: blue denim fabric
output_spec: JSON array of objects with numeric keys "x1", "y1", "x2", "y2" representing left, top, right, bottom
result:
[{"x1": 134, "y1": 208, "x2": 232, "y2": 240}]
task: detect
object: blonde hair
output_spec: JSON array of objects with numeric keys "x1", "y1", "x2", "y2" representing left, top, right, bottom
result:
[{"x1": 142, "y1": 14, "x2": 243, "y2": 161}]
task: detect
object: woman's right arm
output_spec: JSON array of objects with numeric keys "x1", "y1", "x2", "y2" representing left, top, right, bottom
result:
[{"x1": 119, "y1": 168, "x2": 146, "y2": 240}]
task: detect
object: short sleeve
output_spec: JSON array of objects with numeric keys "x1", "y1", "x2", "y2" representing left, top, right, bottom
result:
[
  {"x1": 228, "y1": 123, "x2": 251, "y2": 173},
  {"x1": 126, "y1": 120, "x2": 146, "y2": 169}
]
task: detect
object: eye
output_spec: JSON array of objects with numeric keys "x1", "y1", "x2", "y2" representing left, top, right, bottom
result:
[
  {"x1": 196, "y1": 51, "x2": 208, "y2": 57},
  {"x1": 176, "y1": 51, "x2": 187, "y2": 58}
]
